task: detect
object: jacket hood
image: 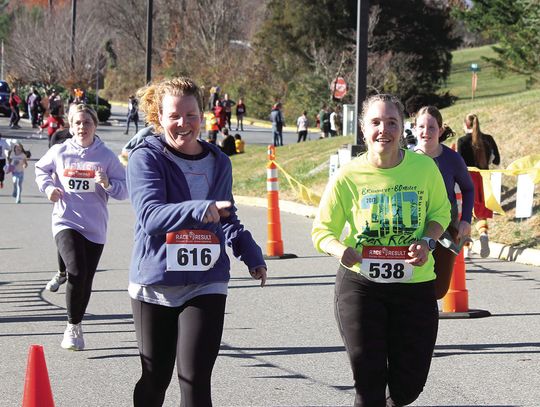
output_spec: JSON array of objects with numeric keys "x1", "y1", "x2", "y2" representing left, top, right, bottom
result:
[
  {"x1": 134, "y1": 134, "x2": 224, "y2": 162},
  {"x1": 64, "y1": 135, "x2": 105, "y2": 158}
]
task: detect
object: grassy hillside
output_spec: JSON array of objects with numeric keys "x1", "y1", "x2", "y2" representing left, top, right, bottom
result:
[{"x1": 231, "y1": 45, "x2": 540, "y2": 249}]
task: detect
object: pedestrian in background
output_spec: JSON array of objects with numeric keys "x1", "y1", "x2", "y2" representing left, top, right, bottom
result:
[
  {"x1": 27, "y1": 88, "x2": 43, "y2": 128},
  {"x1": 35, "y1": 104, "x2": 128, "y2": 351},
  {"x1": 319, "y1": 104, "x2": 329, "y2": 138},
  {"x1": 9, "y1": 88, "x2": 22, "y2": 129},
  {"x1": 125, "y1": 95, "x2": 139, "y2": 135},
  {"x1": 128, "y1": 77, "x2": 266, "y2": 406},
  {"x1": 296, "y1": 110, "x2": 309, "y2": 142},
  {"x1": 0, "y1": 133, "x2": 9, "y2": 189},
  {"x1": 329, "y1": 106, "x2": 338, "y2": 137},
  {"x1": 39, "y1": 106, "x2": 65, "y2": 148},
  {"x1": 48, "y1": 89, "x2": 64, "y2": 116},
  {"x1": 234, "y1": 133, "x2": 245, "y2": 153},
  {"x1": 7, "y1": 142, "x2": 28, "y2": 203},
  {"x1": 235, "y1": 98, "x2": 246, "y2": 131},
  {"x1": 413, "y1": 106, "x2": 474, "y2": 299},
  {"x1": 219, "y1": 127, "x2": 236, "y2": 156},
  {"x1": 221, "y1": 93, "x2": 235, "y2": 130},
  {"x1": 312, "y1": 94, "x2": 450, "y2": 406},
  {"x1": 457, "y1": 113, "x2": 500, "y2": 258},
  {"x1": 270, "y1": 102, "x2": 284, "y2": 146}
]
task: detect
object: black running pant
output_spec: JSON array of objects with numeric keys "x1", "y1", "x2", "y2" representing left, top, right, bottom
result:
[
  {"x1": 55, "y1": 229, "x2": 104, "y2": 324},
  {"x1": 131, "y1": 294, "x2": 226, "y2": 407},
  {"x1": 334, "y1": 266, "x2": 438, "y2": 407}
]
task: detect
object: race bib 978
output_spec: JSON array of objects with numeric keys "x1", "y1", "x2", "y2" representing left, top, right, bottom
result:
[
  {"x1": 166, "y1": 230, "x2": 221, "y2": 272},
  {"x1": 360, "y1": 246, "x2": 413, "y2": 283},
  {"x1": 62, "y1": 169, "x2": 95, "y2": 192}
]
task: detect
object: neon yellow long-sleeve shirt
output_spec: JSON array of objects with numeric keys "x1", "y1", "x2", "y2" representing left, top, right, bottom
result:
[{"x1": 312, "y1": 149, "x2": 450, "y2": 283}]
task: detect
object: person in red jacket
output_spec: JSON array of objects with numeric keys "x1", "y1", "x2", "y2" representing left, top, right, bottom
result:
[
  {"x1": 213, "y1": 99, "x2": 226, "y2": 130},
  {"x1": 40, "y1": 106, "x2": 65, "y2": 147}
]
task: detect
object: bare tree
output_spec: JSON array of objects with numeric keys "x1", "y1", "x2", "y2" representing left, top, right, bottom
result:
[{"x1": 6, "y1": 2, "x2": 108, "y2": 89}]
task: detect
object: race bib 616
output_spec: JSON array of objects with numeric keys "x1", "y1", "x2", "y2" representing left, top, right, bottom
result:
[{"x1": 166, "y1": 230, "x2": 221, "y2": 272}]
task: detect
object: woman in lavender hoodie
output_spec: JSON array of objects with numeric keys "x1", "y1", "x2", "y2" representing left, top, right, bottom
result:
[{"x1": 35, "y1": 104, "x2": 128, "y2": 351}]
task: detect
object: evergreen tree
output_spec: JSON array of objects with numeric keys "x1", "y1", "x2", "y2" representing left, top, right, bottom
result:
[
  {"x1": 455, "y1": 0, "x2": 540, "y2": 87},
  {"x1": 254, "y1": 0, "x2": 460, "y2": 118}
]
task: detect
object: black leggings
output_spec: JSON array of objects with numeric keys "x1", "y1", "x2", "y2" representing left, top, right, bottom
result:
[
  {"x1": 131, "y1": 294, "x2": 227, "y2": 407},
  {"x1": 55, "y1": 229, "x2": 104, "y2": 324},
  {"x1": 334, "y1": 266, "x2": 438, "y2": 407}
]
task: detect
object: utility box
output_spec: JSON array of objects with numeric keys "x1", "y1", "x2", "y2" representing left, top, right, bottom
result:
[{"x1": 342, "y1": 104, "x2": 356, "y2": 137}]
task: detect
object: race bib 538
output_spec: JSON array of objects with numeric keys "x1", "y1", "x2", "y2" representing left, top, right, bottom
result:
[
  {"x1": 360, "y1": 246, "x2": 413, "y2": 283},
  {"x1": 166, "y1": 230, "x2": 221, "y2": 272}
]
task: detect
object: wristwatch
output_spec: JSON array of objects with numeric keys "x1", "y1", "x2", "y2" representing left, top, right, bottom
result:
[{"x1": 421, "y1": 237, "x2": 437, "y2": 252}]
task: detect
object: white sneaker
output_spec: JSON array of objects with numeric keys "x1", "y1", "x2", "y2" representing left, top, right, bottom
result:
[
  {"x1": 479, "y1": 233, "x2": 490, "y2": 258},
  {"x1": 61, "y1": 323, "x2": 85, "y2": 351},
  {"x1": 46, "y1": 271, "x2": 67, "y2": 292}
]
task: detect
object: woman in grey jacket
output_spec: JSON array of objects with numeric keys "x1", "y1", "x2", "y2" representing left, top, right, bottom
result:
[{"x1": 127, "y1": 77, "x2": 267, "y2": 407}]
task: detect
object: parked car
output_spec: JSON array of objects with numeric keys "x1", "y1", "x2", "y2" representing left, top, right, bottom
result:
[{"x1": 0, "y1": 80, "x2": 11, "y2": 116}]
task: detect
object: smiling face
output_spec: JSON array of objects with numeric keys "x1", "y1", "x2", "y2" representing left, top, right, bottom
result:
[
  {"x1": 415, "y1": 112, "x2": 443, "y2": 155},
  {"x1": 362, "y1": 100, "x2": 403, "y2": 157},
  {"x1": 159, "y1": 94, "x2": 203, "y2": 154},
  {"x1": 71, "y1": 112, "x2": 96, "y2": 147}
]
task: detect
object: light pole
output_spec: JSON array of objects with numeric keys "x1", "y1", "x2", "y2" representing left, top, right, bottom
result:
[
  {"x1": 71, "y1": 0, "x2": 76, "y2": 72},
  {"x1": 355, "y1": 0, "x2": 369, "y2": 148},
  {"x1": 145, "y1": 0, "x2": 153, "y2": 83}
]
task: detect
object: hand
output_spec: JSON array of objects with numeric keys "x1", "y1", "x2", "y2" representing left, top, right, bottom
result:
[
  {"x1": 406, "y1": 241, "x2": 430, "y2": 266},
  {"x1": 202, "y1": 201, "x2": 232, "y2": 223},
  {"x1": 340, "y1": 247, "x2": 363, "y2": 268},
  {"x1": 47, "y1": 187, "x2": 63, "y2": 202},
  {"x1": 456, "y1": 221, "x2": 471, "y2": 241},
  {"x1": 250, "y1": 266, "x2": 267, "y2": 287},
  {"x1": 95, "y1": 170, "x2": 109, "y2": 189}
]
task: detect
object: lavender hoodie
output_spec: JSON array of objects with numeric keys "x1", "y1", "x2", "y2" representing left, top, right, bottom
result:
[{"x1": 35, "y1": 137, "x2": 128, "y2": 244}]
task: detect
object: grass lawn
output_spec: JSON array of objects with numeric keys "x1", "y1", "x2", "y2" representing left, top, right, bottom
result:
[{"x1": 231, "y1": 45, "x2": 540, "y2": 249}]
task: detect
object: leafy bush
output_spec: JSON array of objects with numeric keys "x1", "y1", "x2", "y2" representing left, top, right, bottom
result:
[{"x1": 89, "y1": 104, "x2": 111, "y2": 122}]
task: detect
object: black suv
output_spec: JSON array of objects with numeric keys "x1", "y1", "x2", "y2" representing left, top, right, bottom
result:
[{"x1": 0, "y1": 80, "x2": 11, "y2": 116}]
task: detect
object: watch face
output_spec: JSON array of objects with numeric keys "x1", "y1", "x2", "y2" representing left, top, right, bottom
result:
[{"x1": 428, "y1": 239, "x2": 437, "y2": 250}]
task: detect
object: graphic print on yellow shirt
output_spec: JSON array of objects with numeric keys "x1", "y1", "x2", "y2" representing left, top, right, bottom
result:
[{"x1": 312, "y1": 150, "x2": 450, "y2": 283}]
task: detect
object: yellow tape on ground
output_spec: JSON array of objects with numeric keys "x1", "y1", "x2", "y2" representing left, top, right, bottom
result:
[{"x1": 272, "y1": 160, "x2": 321, "y2": 206}]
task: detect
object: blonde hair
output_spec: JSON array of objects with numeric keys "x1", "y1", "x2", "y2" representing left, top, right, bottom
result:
[
  {"x1": 136, "y1": 77, "x2": 203, "y2": 134},
  {"x1": 68, "y1": 104, "x2": 98, "y2": 127}
]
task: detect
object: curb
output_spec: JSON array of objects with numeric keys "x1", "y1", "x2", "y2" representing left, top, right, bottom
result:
[{"x1": 235, "y1": 196, "x2": 540, "y2": 267}]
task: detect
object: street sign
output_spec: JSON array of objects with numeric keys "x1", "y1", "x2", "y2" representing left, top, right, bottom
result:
[
  {"x1": 470, "y1": 63, "x2": 481, "y2": 72},
  {"x1": 331, "y1": 77, "x2": 347, "y2": 99}
]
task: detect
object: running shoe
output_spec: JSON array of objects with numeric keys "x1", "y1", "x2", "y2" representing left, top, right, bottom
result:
[
  {"x1": 46, "y1": 271, "x2": 67, "y2": 292},
  {"x1": 479, "y1": 233, "x2": 490, "y2": 258},
  {"x1": 61, "y1": 323, "x2": 85, "y2": 351}
]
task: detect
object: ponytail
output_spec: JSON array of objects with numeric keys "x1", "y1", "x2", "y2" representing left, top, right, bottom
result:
[{"x1": 465, "y1": 113, "x2": 487, "y2": 169}]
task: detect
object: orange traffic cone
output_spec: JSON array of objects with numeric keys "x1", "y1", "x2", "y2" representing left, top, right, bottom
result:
[
  {"x1": 264, "y1": 145, "x2": 296, "y2": 260},
  {"x1": 22, "y1": 345, "x2": 55, "y2": 407},
  {"x1": 439, "y1": 190, "x2": 490, "y2": 319}
]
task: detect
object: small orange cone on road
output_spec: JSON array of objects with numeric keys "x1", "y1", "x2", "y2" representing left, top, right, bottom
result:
[{"x1": 22, "y1": 345, "x2": 55, "y2": 407}]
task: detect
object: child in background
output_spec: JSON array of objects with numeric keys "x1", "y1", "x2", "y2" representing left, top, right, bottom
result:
[
  {"x1": 40, "y1": 106, "x2": 65, "y2": 148},
  {"x1": 8, "y1": 142, "x2": 28, "y2": 203},
  {"x1": 235, "y1": 134, "x2": 245, "y2": 154}
]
